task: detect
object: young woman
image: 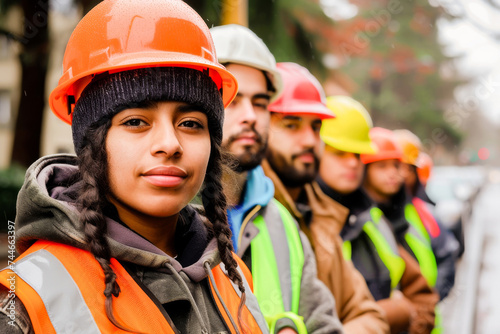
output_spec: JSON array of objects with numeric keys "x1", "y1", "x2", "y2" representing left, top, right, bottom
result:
[{"x1": 0, "y1": 1, "x2": 268, "y2": 333}]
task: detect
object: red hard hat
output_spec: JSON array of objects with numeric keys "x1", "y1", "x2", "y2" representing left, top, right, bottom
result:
[
  {"x1": 49, "y1": 0, "x2": 237, "y2": 125},
  {"x1": 417, "y1": 152, "x2": 433, "y2": 185},
  {"x1": 360, "y1": 127, "x2": 403, "y2": 164},
  {"x1": 268, "y1": 62, "x2": 334, "y2": 119}
]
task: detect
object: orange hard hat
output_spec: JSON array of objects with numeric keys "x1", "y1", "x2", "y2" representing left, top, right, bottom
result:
[
  {"x1": 360, "y1": 127, "x2": 403, "y2": 164},
  {"x1": 49, "y1": 0, "x2": 237, "y2": 125},
  {"x1": 417, "y1": 152, "x2": 433, "y2": 185},
  {"x1": 393, "y1": 129, "x2": 422, "y2": 166},
  {"x1": 268, "y1": 62, "x2": 334, "y2": 119}
]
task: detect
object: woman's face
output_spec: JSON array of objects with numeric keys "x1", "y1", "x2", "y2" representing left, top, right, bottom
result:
[{"x1": 106, "y1": 101, "x2": 211, "y2": 219}]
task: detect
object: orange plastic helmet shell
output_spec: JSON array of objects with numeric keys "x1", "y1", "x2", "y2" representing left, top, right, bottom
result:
[
  {"x1": 49, "y1": 0, "x2": 238, "y2": 125},
  {"x1": 360, "y1": 127, "x2": 403, "y2": 164},
  {"x1": 393, "y1": 129, "x2": 422, "y2": 166},
  {"x1": 268, "y1": 62, "x2": 335, "y2": 119},
  {"x1": 417, "y1": 152, "x2": 433, "y2": 185}
]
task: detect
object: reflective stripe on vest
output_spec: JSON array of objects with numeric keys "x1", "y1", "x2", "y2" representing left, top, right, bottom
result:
[
  {"x1": 364, "y1": 208, "x2": 406, "y2": 289},
  {"x1": 250, "y1": 199, "x2": 304, "y2": 319},
  {"x1": 404, "y1": 203, "x2": 438, "y2": 287},
  {"x1": 210, "y1": 259, "x2": 269, "y2": 334},
  {"x1": 412, "y1": 197, "x2": 441, "y2": 238},
  {"x1": 0, "y1": 240, "x2": 266, "y2": 334},
  {"x1": 343, "y1": 207, "x2": 405, "y2": 290}
]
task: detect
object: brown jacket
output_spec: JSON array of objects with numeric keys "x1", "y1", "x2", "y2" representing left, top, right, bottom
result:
[{"x1": 263, "y1": 160, "x2": 389, "y2": 334}]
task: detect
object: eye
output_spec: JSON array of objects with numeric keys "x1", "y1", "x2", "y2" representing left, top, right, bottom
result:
[
  {"x1": 312, "y1": 121, "x2": 322, "y2": 133},
  {"x1": 123, "y1": 118, "x2": 149, "y2": 127},
  {"x1": 253, "y1": 100, "x2": 269, "y2": 110},
  {"x1": 283, "y1": 122, "x2": 299, "y2": 130},
  {"x1": 180, "y1": 120, "x2": 204, "y2": 129}
]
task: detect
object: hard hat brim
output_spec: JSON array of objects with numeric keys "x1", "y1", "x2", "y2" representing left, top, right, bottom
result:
[
  {"x1": 361, "y1": 152, "x2": 403, "y2": 165},
  {"x1": 49, "y1": 52, "x2": 238, "y2": 125},
  {"x1": 218, "y1": 58, "x2": 283, "y2": 103},
  {"x1": 322, "y1": 136, "x2": 378, "y2": 155},
  {"x1": 269, "y1": 101, "x2": 335, "y2": 120}
]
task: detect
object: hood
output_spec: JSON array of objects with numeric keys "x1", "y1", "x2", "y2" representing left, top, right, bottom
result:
[
  {"x1": 226, "y1": 165, "x2": 274, "y2": 249},
  {"x1": 15, "y1": 154, "x2": 221, "y2": 282},
  {"x1": 414, "y1": 179, "x2": 436, "y2": 205}
]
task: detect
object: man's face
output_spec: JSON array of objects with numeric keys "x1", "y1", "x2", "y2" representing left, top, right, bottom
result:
[
  {"x1": 222, "y1": 64, "x2": 271, "y2": 172},
  {"x1": 267, "y1": 113, "x2": 323, "y2": 188},
  {"x1": 364, "y1": 159, "x2": 404, "y2": 198},
  {"x1": 319, "y1": 146, "x2": 364, "y2": 195}
]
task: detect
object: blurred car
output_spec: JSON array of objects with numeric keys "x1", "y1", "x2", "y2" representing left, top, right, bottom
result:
[{"x1": 425, "y1": 166, "x2": 486, "y2": 257}]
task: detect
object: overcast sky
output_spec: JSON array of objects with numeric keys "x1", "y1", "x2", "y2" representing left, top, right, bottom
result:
[{"x1": 437, "y1": 0, "x2": 500, "y2": 125}]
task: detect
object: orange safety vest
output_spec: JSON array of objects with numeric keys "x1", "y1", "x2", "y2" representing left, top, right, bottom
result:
[{"x1": 0, "y1": 240, "x2": 266, "y2": 334}]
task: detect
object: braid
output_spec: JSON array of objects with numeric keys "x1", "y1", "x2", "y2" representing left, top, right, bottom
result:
[
  {"x1": 202, "y1": 141, "x2": 248, "y2": 331},
  {"x1": 76, "y1": 120, "x2": 136, "y2": 332}
]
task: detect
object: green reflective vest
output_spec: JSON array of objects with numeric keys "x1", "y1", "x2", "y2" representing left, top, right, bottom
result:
[
  {"x1": 404, "y1": 203, "x2": 438, "y2": 288},
  {"x1": 344, "y1": 207, "x2": 406, "y2": 291},
  {"x1": 238, "y1": 199, "x2": 307, "y2": 333}
]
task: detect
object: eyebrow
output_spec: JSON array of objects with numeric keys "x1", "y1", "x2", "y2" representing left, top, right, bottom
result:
[
  {"x1": 281, "y1": 115, "x2": 301, "y2": 121},
  {"x1": 236, "y1": 92, "x2": 271, "y2": 101}
]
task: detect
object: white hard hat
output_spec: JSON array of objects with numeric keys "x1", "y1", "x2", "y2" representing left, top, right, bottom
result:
[{"x1": 210, "y1": 24, "x2": 283, "y2": 102}]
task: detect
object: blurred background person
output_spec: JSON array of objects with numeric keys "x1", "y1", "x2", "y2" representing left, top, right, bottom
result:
[
  {"x1": 394, "y1": 129, "x2": 460, "y2": 300},
  {"x1": 211, "y1": 24, "x2": 343, "y2": 334},
  {"x1": 318, "y1": 96, "x2": 438, "y2": 334},
  {"x1": 263, "y1": 62, "x2": 390, "y2": 334}
]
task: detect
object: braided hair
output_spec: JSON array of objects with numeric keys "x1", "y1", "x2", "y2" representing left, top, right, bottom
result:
[
  {"x1": 75, "y1": 119, "x2": 135, "y2": 331},
  {"x1": 202, "y1": 139, "x2": 248, "y2": 329}
]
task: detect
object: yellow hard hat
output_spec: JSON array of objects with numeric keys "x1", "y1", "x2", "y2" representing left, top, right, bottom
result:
[
  {"x1": 393, "y1": 129, "x2": 422, "y2": 166},
  {"x1": 320, "y1": 96, "x2": 377, "y2": 154}
]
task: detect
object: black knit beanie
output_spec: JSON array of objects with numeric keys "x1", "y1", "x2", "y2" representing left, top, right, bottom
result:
[{"x1": 72, "y1": 67, "x2": 224, "y2": 155}]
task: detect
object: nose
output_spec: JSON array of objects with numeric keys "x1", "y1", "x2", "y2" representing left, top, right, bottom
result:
[
  {"x1": 301, "y1": 125, "x2": 318, "y2": 149},
  {"x1": 149, "y1": 121, "x2": 183, "y2": 158},
  {"x1": 345, "y1": 152, "x2": 360, "y2": 167},
  {"x1": 239, "y1": 98, "x2": 257, "y2": 126}
]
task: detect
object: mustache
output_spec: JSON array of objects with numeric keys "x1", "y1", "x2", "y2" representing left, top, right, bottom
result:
[{"x1": 227, "y1": 129, "x2": 263, "y2": 145}]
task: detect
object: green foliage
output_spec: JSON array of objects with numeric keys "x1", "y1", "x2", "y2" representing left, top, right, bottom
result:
[
  {"x1": 0, "y1": 165, "x2": 25, "y2": 230},
  {"x1": 185, "y1": 0, "x2": 335, "y2": 77},
  {"x1": 339, "y1": 0, "x2": 463, "y2": 150}
]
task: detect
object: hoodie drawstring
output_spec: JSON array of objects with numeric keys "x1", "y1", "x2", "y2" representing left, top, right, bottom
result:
[
  {"x1": 164, "y1": 262, "x2": 209, "y2": 334},
  {"x1": 204, "y1": 261, "x2": 241, "y2": 334}
]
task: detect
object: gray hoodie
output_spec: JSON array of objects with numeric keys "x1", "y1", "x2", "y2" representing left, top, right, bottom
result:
[{"x1": 0, "y1": 154, "x2": 267, "y2": 334}]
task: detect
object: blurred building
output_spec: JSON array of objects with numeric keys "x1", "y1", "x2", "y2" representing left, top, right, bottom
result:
[
  {"x1": 0, "y1": 5, "x2": 78, "y2": 169},
  {"x1": 0, "y1": 6, "x2": 22, "y2": 168}
]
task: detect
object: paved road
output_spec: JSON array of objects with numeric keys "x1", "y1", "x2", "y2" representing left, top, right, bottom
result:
[{"x1": 441, "y1": 181, "x2": 500, "y2": 333}]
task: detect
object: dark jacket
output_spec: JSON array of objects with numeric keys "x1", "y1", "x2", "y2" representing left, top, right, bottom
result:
[
  {"x1": 317, "y1": 178, "x2": 439, "y2": 334},
  {"x1": 378, "y1": 185, "x2": 459, "y2": 300},
  {"x1": 0, "y1": 154, "x2": 268, "y2": 334}
]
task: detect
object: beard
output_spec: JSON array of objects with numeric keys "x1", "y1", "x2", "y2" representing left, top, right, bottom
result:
[
  {"x1": 223, "y1": 129, "x2": 268, "y2": 173},
  {"x1": 266, "y1": 149, "x2": 319, "y2": 188}
]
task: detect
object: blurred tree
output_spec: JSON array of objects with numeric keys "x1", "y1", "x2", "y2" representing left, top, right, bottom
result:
[
  {"x1": 185, "y1": 0, "x2": 337, "y2": 76},
  {"x1": 1, "y1": 0, "x2": 49, "y2": 168},
  {"x1": 328, "y1": 0, "x2": 463, "y2": 151}
]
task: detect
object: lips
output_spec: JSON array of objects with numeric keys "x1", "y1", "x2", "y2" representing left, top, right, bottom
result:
[
  {"x1": 142, "y1": 166, "x2": 187, "y2": 187},
  {"x1": 296, "y1": 153, "x2": 315, "y2": 163},
  {"x1": 233, "y1": 134, "x2": 257, "y2": 145}
]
